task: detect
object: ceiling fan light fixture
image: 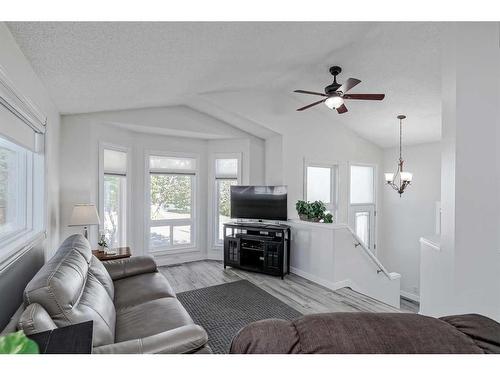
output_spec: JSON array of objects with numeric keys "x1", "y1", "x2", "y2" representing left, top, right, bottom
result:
[{"x1": 325, "y1": 96, "x2": 344, "y2": 109}]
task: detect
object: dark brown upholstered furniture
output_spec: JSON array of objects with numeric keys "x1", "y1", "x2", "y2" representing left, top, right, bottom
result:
[{"x1": 230, "y1": 312, "x2": 500, "y2": 354}]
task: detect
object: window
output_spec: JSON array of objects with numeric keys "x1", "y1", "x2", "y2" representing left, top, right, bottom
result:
[
  {"x1": 0, "y1": 136, "x2": 29, "y2": 243},
  {"x1": 350, "y1": 165, "x2": 374, "y2": 204},
  {"x1": 214, "y1": 156, "x2": 240, "y2": 245},
  {"x1": 101, "y1": 148, "x2": 128, "y2": 248},
  {"x1": 304, "y1": 162, "x2": 337, "y2": 213},
  {"x1": 349, "y1": 164, "x2": 376, "y2": 251},
  {"x1": 148, "y1": 154, "x2": 197, "y2": 251}
]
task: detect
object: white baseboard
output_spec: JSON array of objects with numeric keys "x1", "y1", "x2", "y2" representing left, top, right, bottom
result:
[
  {"x1": 400, "y1": 290, "x2": 420, "y2": 302},
  {"x1": 154, "y1": 253, "x2": 205, "y2": 267},
  {"x1": 290, "y1": 266, "x2": 351, "y2": 291}
]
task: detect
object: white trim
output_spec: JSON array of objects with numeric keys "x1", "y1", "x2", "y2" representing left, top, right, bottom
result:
[
  {"x1": 209, "y1": 152, "x2": 242, "y2": 250},
  {"x1": 0, "y1": 230, "x2": 45, "y2": 272},
  {"x1": 303, "y1": 158, "x2": 339, "y2": 218},
  {"x1": 291, "y1": 266, "x2": 351, "y2": 291},
  {"x1": 0, "y1": 65, "x2": 46, "y2": 133},
  {"x1": 419, "y1": 236, "x2": 441, "y2": 251},
  {"x1": 98, "y1": 142, "x2": 131, "y2": 248},
  {"x1": 401, "y1": 290, "x2": 421, "y2": 303}
]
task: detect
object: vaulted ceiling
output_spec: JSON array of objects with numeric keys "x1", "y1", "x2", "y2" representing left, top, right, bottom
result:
[{"x1": 7, "y1": 22, "x2": 442, "y2": 147}]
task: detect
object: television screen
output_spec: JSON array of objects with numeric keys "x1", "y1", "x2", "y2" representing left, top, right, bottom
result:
[{"x1": 230, "y1": 185, "x2": 287, "y2": 221}]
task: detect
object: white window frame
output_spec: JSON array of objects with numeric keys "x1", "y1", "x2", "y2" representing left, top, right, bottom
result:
[
  {"x1": 348, "y1": 162, "x2": 377, "y2": 253},
  {"x1": 98, "y1": 142, "x2": 131, "y2": 248},
  {"x1": 303, "y1": 159, "x2": 338, "y2": 218},
  {"x1": 0, "y1": 135, "x2": 39, "y2": 266},
  {"x1": 212, "y1": 153, "x2": 242, "y2": 248},
  {"x1": 145, "y1": 150, "x2": 199, "y2": 254}
]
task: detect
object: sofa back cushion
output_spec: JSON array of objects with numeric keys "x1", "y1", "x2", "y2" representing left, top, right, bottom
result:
[
  {"x1": 23, "y1": 234, "x2": 116, "y2": 346},
  {"x1": 89, "y1": 255, "x2": 114, "y2": 300}
]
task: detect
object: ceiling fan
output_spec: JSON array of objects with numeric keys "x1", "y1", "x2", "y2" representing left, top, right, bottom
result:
[{"x1": 293, "y1": 66, "x2": 385, "y2": 114}]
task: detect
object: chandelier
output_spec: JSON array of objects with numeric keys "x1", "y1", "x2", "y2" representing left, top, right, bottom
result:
[{"x1": 384, "y1": 115, "x2": 413, "y2": 196}]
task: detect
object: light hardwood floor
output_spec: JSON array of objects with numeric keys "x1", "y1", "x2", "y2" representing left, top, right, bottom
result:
[{"x1": 159, "y1": 260, "x2": 419, "y2": 314}]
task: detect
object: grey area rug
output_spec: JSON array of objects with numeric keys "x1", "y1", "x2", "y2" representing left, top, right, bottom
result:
[{"x1": 177, "y1": 279, "x2": 302, "y2": 354}]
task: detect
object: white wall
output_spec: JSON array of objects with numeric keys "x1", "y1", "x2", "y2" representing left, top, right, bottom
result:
[
  {"x1": 421, "y1": 23, "x2": 500, "y2": 320},
  {"x1": 0, "y1": 23, "x2": 61, "y2": 256},
  {"x1": 281, "y1": 127, "x2": 384, "y2": 226},
  {"x1": 265, "y1": 135, "x2": 283, "y2": 185},
  {"x1": 380, "y1": 142, "x2": 441, "y2": 300},
  {"x1": 197, "y1": 91, "x2": 386, "y2": 249},
  {"x1": 60, "y1": 108, "x2": 265, "y2": 265}
]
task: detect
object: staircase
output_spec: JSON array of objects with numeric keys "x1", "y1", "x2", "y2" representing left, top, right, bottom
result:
[{"x1": 288, "y1": 220, "x2": 401, "y2": 308}]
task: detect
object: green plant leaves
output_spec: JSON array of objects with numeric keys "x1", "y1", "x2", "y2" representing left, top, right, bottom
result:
[
  {"x1": 0, "y1": 331, "x2": 39, "y2": 354},
  {"x1": 295, "y1": 200, "x2": 333, "y2": 223}
]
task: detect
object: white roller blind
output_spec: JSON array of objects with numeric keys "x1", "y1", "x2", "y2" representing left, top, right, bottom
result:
[
  {"x1": 0, "y1": 106, "x2": 36, "y2": 151},
  {"x1": 149, "y1": 155, "x2": 196, "y2": 172},
  {"x1": 0, "y1": 67, "x2": 46, "y2": 152},
  {"x1": 215, "y1": 158, "x2": 238, "y2": 178},
  {"x1": 103, "y1": 149, "x2": 127, "y2": 175}
]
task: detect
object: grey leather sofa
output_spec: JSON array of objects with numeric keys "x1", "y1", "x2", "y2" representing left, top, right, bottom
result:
[{"x1": 16, "y1": 234, "x2": 211, "y2": 354}]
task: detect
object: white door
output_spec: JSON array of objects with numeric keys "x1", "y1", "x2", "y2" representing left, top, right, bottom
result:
[
  {"x1": 349, "y1": 205, "x2": 375, "y2": 251},
  {"x1": 349, "y1": 164, "x2": 376, "y2": 252}
]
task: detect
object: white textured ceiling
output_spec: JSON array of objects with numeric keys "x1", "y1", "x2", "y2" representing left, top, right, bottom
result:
[{"x1": 7, "y1": 22, "x2": 442, "y2": 147}]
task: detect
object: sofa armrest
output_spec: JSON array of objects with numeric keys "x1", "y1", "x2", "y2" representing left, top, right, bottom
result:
[
  {"x1": 439, "y1": 313, "x2": 500, "y2": 354},
  {"x1": 102, "y1": 255, "x2": 157, "y2": 281},
  {"x1": 92, "y1": 324, "x2": 208, "y2": 354}
]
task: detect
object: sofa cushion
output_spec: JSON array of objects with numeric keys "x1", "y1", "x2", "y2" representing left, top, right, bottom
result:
[
  {"x1": 115, "y1": 297, "x2": 193, "y2": 343},
  {"x1": 113, "y1": 272, "x2": 176, "y2": 310},
  {"x1": 230, "y1": 312, "x2": 485, "y2": 354},
  {"x1": 89, "y1": 255, "x2": 114, "y2": 300},
  {"x1": 23, "y1": 234, "x2": 116, "y2": 347},
  {"x1": 24, "y1": 235, "x2": 91, "y2": 315}
]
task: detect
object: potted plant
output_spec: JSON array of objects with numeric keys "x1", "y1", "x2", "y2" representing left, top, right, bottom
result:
[
  {"x1": 0, "y1": 331, "x2": 39, "y2": 354},
  {"x1": 296, "y1": 200, "x2": 334, "y2": 223}
]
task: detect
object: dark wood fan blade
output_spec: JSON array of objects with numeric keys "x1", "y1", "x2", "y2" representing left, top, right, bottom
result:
[
  {"x1": 336, "y1": 103, "x2": 348, "y2": 114},
  {"x1": 343, "y1": 94, "x2": 385, "y2": 100},
  {"x1": 294, "y1": 90, "x2": 327, "y2": 97},
  {"x1": 338, "y1": 78, "x2": 361, "y2": 94},
  {"x1": 296, "y1": 99, "x2": 326, "y2": 111}
]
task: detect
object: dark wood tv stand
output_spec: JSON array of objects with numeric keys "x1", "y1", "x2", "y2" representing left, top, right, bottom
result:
[{"x1": 223, "y1": 222, "x2": 291, "y2": 279}]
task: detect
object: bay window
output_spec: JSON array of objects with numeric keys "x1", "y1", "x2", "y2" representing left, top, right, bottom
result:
[
  {"x1": 101, "y1": 147, "x2": 128, "y2": 248},
  {"x1": 148, "y1": 154, "x2": 197, "y2": 251}
]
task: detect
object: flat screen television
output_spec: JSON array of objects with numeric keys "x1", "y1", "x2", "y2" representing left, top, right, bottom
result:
[{"x1": 230, "y1": 185, "x2": 287, "y2": 221}]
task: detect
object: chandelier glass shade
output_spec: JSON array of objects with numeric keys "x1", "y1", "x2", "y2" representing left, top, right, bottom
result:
[{"x1": 385, "y1": 115, "x2": 412, "y2": 196}]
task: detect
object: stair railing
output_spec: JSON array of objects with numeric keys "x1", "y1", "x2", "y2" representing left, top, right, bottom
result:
[{"x1": 337, "y1": 225, "x2": 395, "y2": 280}]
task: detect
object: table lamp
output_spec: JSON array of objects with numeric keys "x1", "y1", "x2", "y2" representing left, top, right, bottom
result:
[{"x1": 69, "y1": 204, "x2": 100, "y2": 239}]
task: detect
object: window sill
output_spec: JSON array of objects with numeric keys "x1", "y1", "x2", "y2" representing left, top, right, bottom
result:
[
  {"x1": 148, "y1": 245, "x2": 199, "y2": 256},
  {"x1": 0, "y1": 230, "x2": 46, "y2": 271}
]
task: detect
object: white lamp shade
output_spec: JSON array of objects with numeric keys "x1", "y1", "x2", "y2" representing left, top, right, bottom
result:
[
  {"x1": 69, "y1": 204, "x2": 100, "y2": 226},
  {"x1": 384, "y1": 173, "x2": 394, "y2": 182},
  {"x1": 401, "y1": 172, "x2": 413, "y2": 182},
  {"x1": 325, "y1": 96, "x2": 344, "y2": 109}
]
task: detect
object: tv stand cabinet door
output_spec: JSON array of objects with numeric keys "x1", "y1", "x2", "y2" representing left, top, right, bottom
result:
[
  {"x1": 264, "y1": 241, "x2": 283, "y2": 275},
  {"x1": 224, "y1": 237, "x2": 240, "y2": 266}
]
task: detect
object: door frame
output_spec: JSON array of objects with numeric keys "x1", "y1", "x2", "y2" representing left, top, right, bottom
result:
[{"x1": 348, "y1": 162, "x2": 378, "y2": 253}]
